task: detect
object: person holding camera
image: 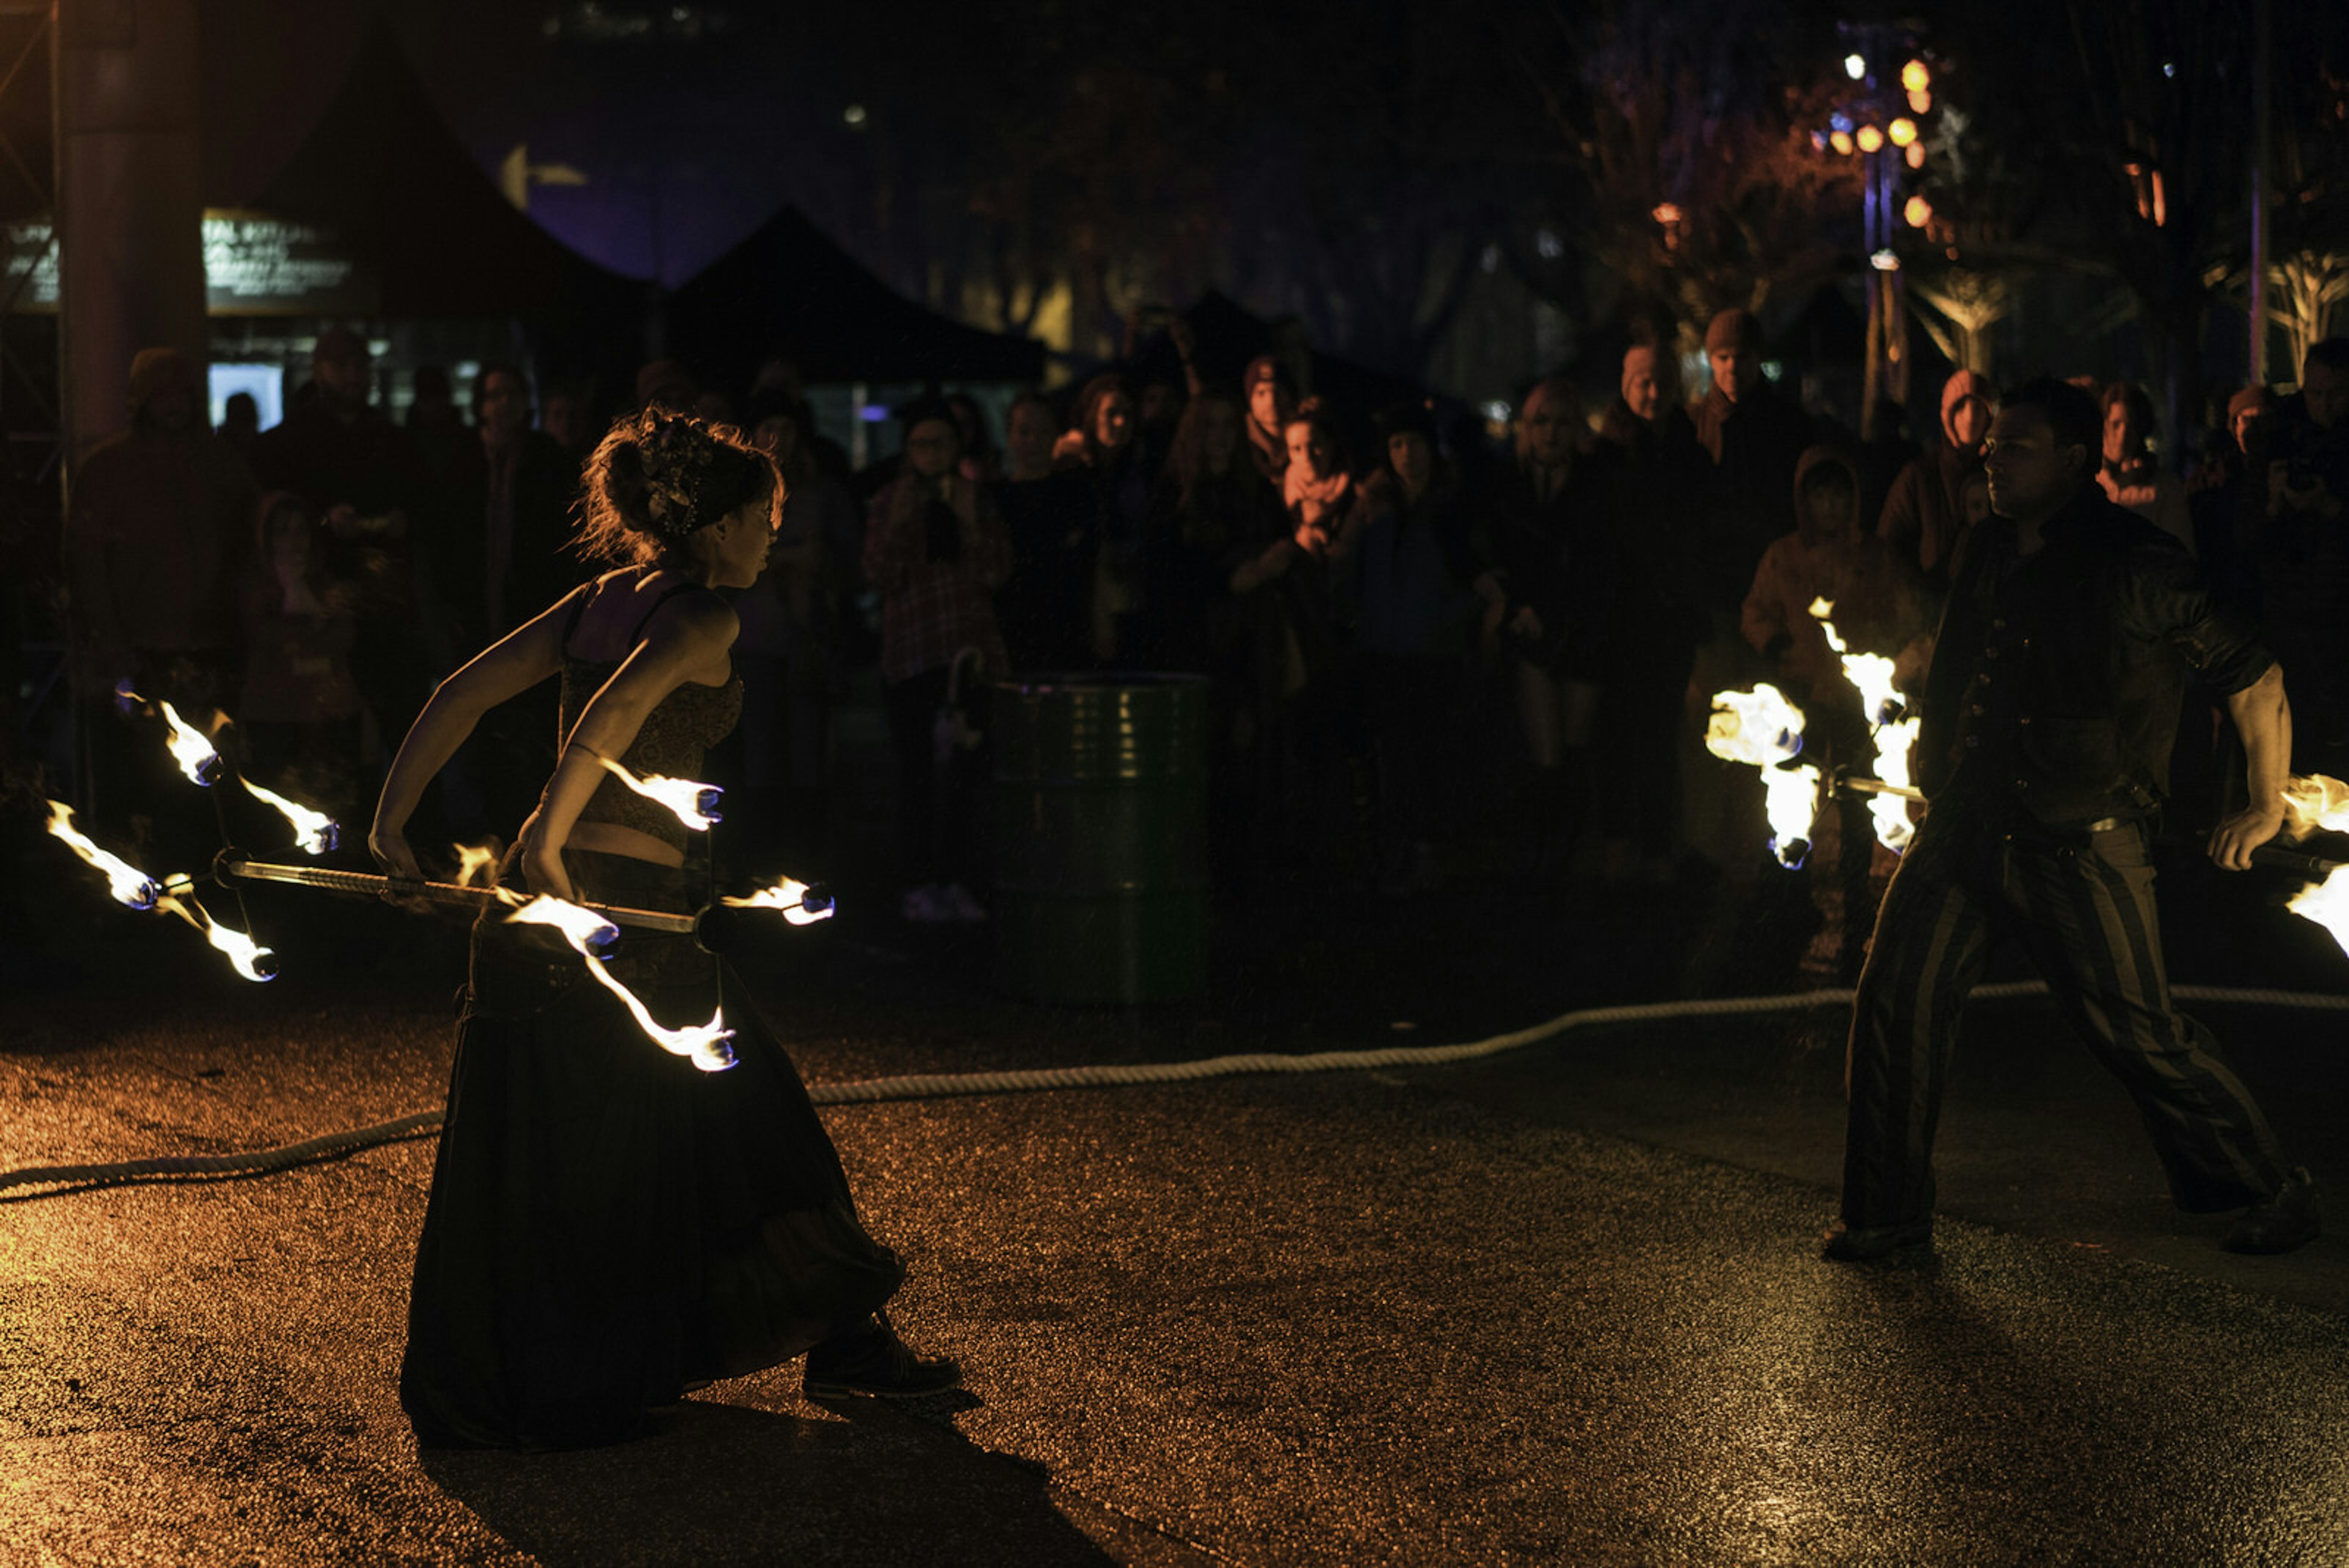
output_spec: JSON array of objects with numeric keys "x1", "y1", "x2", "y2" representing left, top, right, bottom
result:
[{"x1": 863, "y1": 398, "x2": 1011, "y2": 923}]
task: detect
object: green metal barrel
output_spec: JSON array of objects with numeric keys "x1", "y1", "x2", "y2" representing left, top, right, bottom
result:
[{"x1": 990, "y1": 674, "x2": 1209, "y2": 1005}]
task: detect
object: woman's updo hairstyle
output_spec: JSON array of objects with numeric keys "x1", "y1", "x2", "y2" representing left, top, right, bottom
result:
[{"x1": 578, "y1": 405, "x2": 781, "y2": 566}]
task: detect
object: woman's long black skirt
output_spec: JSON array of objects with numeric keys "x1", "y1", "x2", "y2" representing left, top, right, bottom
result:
[{"x1": 399, "y1": 849, "x2": 903, "y2": 1449}]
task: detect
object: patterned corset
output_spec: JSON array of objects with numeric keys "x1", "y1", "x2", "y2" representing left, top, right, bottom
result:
[{"x1": 559, "y1": 659, "x2": 743, "y2": 851}]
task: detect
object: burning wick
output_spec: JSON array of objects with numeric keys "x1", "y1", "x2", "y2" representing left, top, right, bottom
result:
[
  {"x1": 43, "y1": 800, "x2": 162, "y2": 910},
  {"x1": 719, "y1": 877, "x2": 836, "y2": 926},
  {"x1": 594, "y1": 756, "x2": 723, "y2": 831},
  {"x1": 1762, "y1": 764, "x2": 1824, "y2": 869},
  {"x1": 240, "y1": 777, "x2": 340, "y2": 855},
  {"x1": 153, "y1": 699, "x2": 226, "y2": 787},
  {"x1": 505, "y1": 895, "x2": 735, "y2": 1071},
  {"x1": 2286, "y1": 866, "x2": 2349, "y2": 960},
  {"x1": 2282, "y1": 774, "x2": 2349, "y2": 839},
  {"x1": 155, "y1": 874, "x2": 278, "y2": 982},
  {"x1": 451, "y1": 839, "x2": 503, "y2": 888},
  {"x1": 1706, "y1": 683, "x2": 1807, "y2": 767}
]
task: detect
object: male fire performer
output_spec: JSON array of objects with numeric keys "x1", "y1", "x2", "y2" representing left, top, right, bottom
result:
[{"x1": 1825, "y1": 377, "x2": 2318, "y2": 1261}]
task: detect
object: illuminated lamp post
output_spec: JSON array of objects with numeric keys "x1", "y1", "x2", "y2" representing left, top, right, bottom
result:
[{"x1": 1831, "y1": 29, "x2": 1939, "y2": 439}]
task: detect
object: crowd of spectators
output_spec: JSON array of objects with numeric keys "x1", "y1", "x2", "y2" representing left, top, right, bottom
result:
[{"x1": 49, "y1": 311, "x2": 2349, "y2": 954}]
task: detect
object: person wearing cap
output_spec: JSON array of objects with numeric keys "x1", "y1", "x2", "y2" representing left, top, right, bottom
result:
[
  {"x1": 63, "y1": 346, "x2": 260, "y2": 845},
  {"x1": 1691, "y1": 308, "x2": 1814, "y2": 617},
  {"x1": 1243, "y1": 355, "x2": 1297, "y2": 488},
  {"x1": 1877, "y1": 368, "x2": 1994, "y2": 596}
]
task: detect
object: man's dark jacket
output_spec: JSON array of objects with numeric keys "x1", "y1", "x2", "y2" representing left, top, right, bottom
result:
[{"x1": 1923, "y1": 483, "x2": 2273, "y2": 829}]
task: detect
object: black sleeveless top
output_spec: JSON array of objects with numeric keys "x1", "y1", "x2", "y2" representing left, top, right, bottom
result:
[{"x1": 558, "y1": 572, "x2": 744, "y2": 852}]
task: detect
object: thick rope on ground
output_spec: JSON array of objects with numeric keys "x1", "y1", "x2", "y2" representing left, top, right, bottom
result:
[{"x1": 6, "y1": 982, "x2": 2345, "y2": 1194}]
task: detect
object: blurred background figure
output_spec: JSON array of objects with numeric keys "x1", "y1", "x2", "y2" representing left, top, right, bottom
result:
[
  {"x1": 2098, "y1": 381, "x2": 2193, "y2": 552},
  {"x1": 1878, "y1": 369, "x2": 1993, "y2": 601},
  {"x1": 863, "y1": 398, "x2": 1011, "y2": 923},
  {"x1": 991, "y1": 390, "x2": 1099, "y2": 674},
  {"x1": 237, "y1": 491, "x2": 363, "y2": 823},
  {"x1": 1590, "y1": 341, "x2": 1705, "y2": 885},
  {"x1": 62, "y1": 346, "x2": 258, "y2": 859}
]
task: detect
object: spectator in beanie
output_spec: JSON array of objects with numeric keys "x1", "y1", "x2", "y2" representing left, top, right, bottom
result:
[{"x1": 1242, "y1": 354, "x2": 1298, "y2": 488}]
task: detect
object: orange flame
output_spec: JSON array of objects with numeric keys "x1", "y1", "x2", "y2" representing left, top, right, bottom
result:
[
  {"x1": 594, "y1": 756, "x2": 721, "y2": 831},
  {"x1": 154, "y1": 875, "x2": 276, "y2": 982},
  {"x1": 43, "y1": 800, "x2": 161, "y2": 909},
  {"x1": 2286, "y1": 865, "x2": 2349, "y2": 960},
  {"x1": 1869, "y1": 718, "x2": 1922, "y2": 853},
  {"x1": 451, "y1": 839, "x2": 503, "y2": 888},
  {"x1": 2282, "y1": 775, "x2": 2349, "y2": 839},
  {"x1": 239, "y1": 777, "x2": 339, "y2": 855},
  {"x1": 719, "y1": 876, "x2": 833, "y2": 927},
  {"x1": 505, "y1": 895, "x2": 736, "y2": 1071}
]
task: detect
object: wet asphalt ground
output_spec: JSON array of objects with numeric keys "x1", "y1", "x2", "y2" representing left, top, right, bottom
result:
[{"x1": 6, "y1": 842, "x2": 2349, "y2": 1566}]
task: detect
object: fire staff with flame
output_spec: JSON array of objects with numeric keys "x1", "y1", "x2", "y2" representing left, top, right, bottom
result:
[
  {"x1": 1826, "y1": 378, "x2": 2320, "y2": 1263},
  {"x1": 368, "y1": 407, "x2": 958, "y2": 1449}
]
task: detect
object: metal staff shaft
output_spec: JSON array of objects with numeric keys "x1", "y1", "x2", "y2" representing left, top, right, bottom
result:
[
  {"x1": 214, "y1": 852, "x2": 698, "y2": 934},
  {"x1": 1821, "y1": 776, "x2": 2347, "y2": 876}
]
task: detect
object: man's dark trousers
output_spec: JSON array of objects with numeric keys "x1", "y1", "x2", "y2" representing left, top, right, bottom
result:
[{"x1": 1841, "y1": 798, "x2": 2288, "y2": 1236}]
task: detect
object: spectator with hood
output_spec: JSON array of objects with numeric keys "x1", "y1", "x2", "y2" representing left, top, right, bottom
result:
[{"x1": 1877, "y1": 368, "x2": 1994, "y2": 595}]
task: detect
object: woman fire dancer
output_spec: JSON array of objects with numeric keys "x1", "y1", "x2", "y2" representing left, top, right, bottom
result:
[{"x1": 369, "y1": 406, "x2": 958, "y2": 1449}]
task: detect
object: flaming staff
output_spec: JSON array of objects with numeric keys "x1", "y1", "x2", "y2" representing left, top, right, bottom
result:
[
  {"x1": 1810, "y1": 597, "x2": 1918, "y2": 853},
  {"x1": 43, "y1": 800, "x2": 162, "y2": 910}
]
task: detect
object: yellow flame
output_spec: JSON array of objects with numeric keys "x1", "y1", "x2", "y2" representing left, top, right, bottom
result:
[
  {"x1": 43, "y1": 800, "x2": 161, "y2": 908},
  {"x1": 2282, "y1": 775, "x2": 2349, "y2": 839},
  {"x1": 595, "y1": 756, "x2": 719, "y2": 831},
  {"x1": 1811, "y1": 600, "x2": 1904, "y2": 724},
  {"x1": 1868, "y1": 717, "x2": 1922, "y2": 853},
  {"x1": 239, "y1": 777, "x2": 338, "y2": 855},
  {"x1": 154, "y1": 883, "x2": 276, "y2": 981},
  {"x1": 719, "y1": 877, "x2": 832, "y2": 927},
  {"x1": 451, "y1": 839, "x2": 503, "y2": 888},
  {"x1": 1764, "y1": 765, "x2": 1823, "y2": 866},
  {"x1": 1707, "y1": 684, "x2": 1806, "y2": 767},
  {"x1": 505, "y1": 896, "x2": 735, "y2": 1071},
  {"x1": 155, "y1": 700, "x2": 224, "y2": 786},
  {"x1": 2286, "y1": 864, "x2": 2349, "y2": 960}
]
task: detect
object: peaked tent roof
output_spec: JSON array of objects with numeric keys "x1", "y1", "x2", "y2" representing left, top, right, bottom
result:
[
  {"x1": 253, "y1": 23, "x2": 639, "y2": 323},
  {"x1": 664, "y1": 207, "x2": 1046, "y2": 388}
]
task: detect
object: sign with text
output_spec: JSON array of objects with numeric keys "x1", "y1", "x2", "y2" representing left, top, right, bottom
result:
[{"x1": 2, "y1": 210, "x2": 377, "y2": 316}]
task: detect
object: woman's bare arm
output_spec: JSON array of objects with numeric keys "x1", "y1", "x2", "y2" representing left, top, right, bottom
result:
[
  {"x1": 519, "y1": 592, "x2": 738, "y2": 897},
  {"x1": 369, "y1": 584, "x2": 590, "y2": 874}
]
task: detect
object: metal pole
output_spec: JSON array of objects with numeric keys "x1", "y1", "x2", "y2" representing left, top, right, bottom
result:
[
  {"x1": 52, "y1": 0, "x2": 207, "y2": 472},
  {"x1": 2250, "y1": 0, "x2": 2273, "y2": 384}
]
